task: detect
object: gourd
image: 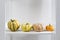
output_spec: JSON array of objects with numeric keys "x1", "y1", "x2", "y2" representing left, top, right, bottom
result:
[
  {"x1": 21, "y1": 23, "x2": 32, "y2": 32},
  {"x1": 46, "y1": 24, "x2": 54, "y2": 31},
  {"x1": 7, "y1": 19, "x2": 20, "y2": 32},
  {"x1": 32, "y1": 23, "x2": 43, "y2": 32}
]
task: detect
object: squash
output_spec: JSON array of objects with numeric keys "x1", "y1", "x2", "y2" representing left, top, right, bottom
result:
[
  {"x1": 32, "y1": 24, "x2": 43, "y2": 32},
  {"x1": 7, "y1": 19, "x2": 20, "y2": 32},
  {"x1": 21, "y1": 23, "x2": 32, "y2": 32},
  {"x1": 46, "y1": 24, "x2": 54, "y2": 31}
]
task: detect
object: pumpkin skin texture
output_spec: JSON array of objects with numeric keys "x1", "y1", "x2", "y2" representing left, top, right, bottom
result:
[
  {"x1": 21, "y1": 23, "x2": 32, "y2": 32},
  {"x1": 7, "y1": 19, "x2": 20, "y2": 32},
  {"x1": 32, "y1": 24, "x2": 43, "y2": 32},
  {"x1": 46, "y1": 24, "x2": 54, "y2": 31}
]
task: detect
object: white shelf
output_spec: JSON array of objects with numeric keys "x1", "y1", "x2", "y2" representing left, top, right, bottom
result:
[{"x1": 5, "y1": 30, "x2": 55, "y2": 34}]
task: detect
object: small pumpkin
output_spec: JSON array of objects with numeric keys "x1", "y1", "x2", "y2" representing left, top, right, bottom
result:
[
  {"x1": 7, "y1": 19, "x2": 20, "y2": 32},
  {"x1": 21, "y1": 23, "x2": 32, "y2": 32},
  {"x1": 46, "y1": 24, "x2": 54, "y2": 31},
  {"x1": 32, "y1": 23, "x2": 43, "y2": 32}
]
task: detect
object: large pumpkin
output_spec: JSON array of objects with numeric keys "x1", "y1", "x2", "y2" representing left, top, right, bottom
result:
[
  {"x1": 46, "y1": 24, "x2": 54, "y2": 31},
  {"x1": 32, "y1": 24, "x2": 43, "y2": 32},
  {"x1": 7, "y1": 19, "x2": 20, "y2": 32},
  {"x1": 21, "y1": 23, "x2": 32, "y2": 32}
]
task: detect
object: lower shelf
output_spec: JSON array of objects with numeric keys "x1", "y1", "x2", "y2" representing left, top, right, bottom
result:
[{"x1": 5, "y1": 30, "x2": 55, "y2": 34}]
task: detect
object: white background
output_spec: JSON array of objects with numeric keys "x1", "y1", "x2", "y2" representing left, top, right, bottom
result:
[
  {"x1": 5, "y1": 0, "x2": 56, "y2": 40},
  {"x1": 1, "y1": 0, "x2": 60, "y2": 40},
  {"x1": 0, "y1": 0, "x2": 5, "y2": 40},
  {"x1": 5, "y1": 0, "x2": 56, "y2": 30}
]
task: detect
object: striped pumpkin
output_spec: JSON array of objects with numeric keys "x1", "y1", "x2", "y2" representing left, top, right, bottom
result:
[{"x1": 7, "y1": 19, "x2": 20, "y2": 32}]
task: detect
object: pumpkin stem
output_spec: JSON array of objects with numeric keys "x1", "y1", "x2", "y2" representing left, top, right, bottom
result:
[
  {"x1": 11, "y1": 19, "x2": 15, "y2": 22},
  {"x1": 49, "y1": 24, "x2": 51, "y2": 26},
  {"x1": 26, "y1": 23, "x2": 29, "y2": 25}
]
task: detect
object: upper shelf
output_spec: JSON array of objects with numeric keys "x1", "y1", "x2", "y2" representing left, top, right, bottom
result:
[{"x1": 5, "y1": 30, "x2": 55, "y2": 34}]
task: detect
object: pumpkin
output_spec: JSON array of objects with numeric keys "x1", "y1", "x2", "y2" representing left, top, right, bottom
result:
[
  {"x1": 21, "y1": 23, "x2": 32, "y2": 32},
  {"x1": 32, "y1": 23, "x2": 43, "y2": 32},
  {"x1": 7, "y1": 19, "x2": 20, "y2": 32},
  {"x1": 46, "y1": 24, "x2": 54, "y2": 31}
]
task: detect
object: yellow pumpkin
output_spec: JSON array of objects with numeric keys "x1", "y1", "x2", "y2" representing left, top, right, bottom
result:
[
  {"x1": 46, "y1": 24, "x2": 54, "y2": 31},
  {"x1": 32, "y1": 24, "x2": 43, "y2": 32},
  {"x1": 7, "y1": 19, "x2": 20, "y2": 32},
  {"x1": 21, "y1": 23, "x2": 32, "y2": 32}
]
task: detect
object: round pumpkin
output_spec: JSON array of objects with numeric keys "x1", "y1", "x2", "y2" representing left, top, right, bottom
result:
[
  {"x1": 7, "y1": 19, "x2": 20, "y2": 32},
  {"x1": 32, "y1": 23, "x2": 43, "y2": 32},
  {"x1": 46, "y1": 24, "x2": 54, "y2": 31},
  {"x1": 21, "y1": 23, "x2": 32, "y2": 32}
]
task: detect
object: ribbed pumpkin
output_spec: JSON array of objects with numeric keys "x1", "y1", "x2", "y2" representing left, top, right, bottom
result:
[
  {"x1": 32, "y1": 24, "x2": 43, "y2": 32},
  {"x1": 21, "y1": 23, "x2": 32, "y2": 32},
  {"x1": 7, "y1": 19, "x2": 20, "y2": 32},
  {"x1": 46, "y1": 24, "x2": 54, "y2": 31}
]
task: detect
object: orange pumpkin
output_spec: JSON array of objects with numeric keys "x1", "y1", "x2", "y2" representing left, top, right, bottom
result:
[{"x1": 46, "y1": 24, "x2": 54, "y2": 31}]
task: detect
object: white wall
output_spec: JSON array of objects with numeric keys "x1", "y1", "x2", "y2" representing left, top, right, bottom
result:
[
  {"x1": 5, "y1": 0, "x2": 56, "y2": 40},
  {"x1": 0, "y1": 0, "x2": 5, "y2": 40},
  {"x1": 6, "y1": 34, "x2": 52, "y2": 40},
  {"x1": 56, "y1": 0, "x2": 60, "y2": 40},
  {"x1": 5, "y1": 0, "x2": 56, "y2": 30}
]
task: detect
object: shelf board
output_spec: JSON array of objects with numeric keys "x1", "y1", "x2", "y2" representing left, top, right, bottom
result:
[{"x1": 5, "y1": 30, "x2": 55, "y2": 34}]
